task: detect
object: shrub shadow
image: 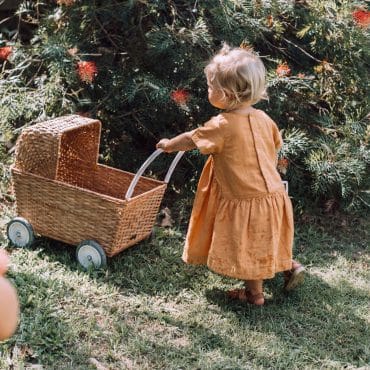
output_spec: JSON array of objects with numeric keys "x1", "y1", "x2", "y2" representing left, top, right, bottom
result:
[
  {"x1": 23, "y1": 234, "x2": 213, "y2": 296},
  {"x1": 205, "y1": 273, "x2": 369, "y2": 367},
  {"x1": 4, "y1": 222, "x2": 369, "y2": 368},
  {"x1": 0, "y1": 271, "x2": 97, "y2": 369}
]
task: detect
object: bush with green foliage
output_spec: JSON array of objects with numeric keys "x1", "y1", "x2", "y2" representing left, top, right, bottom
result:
[{"x1": 0, "y1": 0, "x2": 369, "y2": 212}]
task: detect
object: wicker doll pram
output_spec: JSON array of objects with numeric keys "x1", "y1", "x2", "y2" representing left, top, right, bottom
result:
[{"x1": 7, "y1": 115, "x2": 183, "y2": 268}]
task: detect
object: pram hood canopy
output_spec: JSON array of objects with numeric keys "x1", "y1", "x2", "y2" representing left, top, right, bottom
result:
[{"x1": 14, "y1": 115, "x2": 101, "y2": 180}]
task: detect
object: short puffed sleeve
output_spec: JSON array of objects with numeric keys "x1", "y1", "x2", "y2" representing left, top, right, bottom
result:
[{"x1": 191, "y1": 116, "x2": 225, "y2": 155}]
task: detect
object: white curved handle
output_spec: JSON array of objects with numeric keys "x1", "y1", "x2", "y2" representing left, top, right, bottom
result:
[{"x1": 125, "y1": 149, "x2": 185, "y2": 200}]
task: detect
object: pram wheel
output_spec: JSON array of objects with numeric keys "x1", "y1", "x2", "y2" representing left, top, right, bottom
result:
[
  {"x1": 76, "y1": 240, "x2": 107, "y2": 269},
  {"x1": 7, "y1": 217, "x2": 35, "y2": 248}
]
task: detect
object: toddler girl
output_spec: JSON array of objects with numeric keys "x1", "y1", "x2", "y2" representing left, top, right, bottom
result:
[{"x1": 157, "y1": 44, "x2": 304, "y2": 306}]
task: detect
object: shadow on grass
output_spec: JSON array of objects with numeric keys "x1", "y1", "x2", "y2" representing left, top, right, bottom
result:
[
  {"x1": 204, "y1": 273, "x2": 369, "y2": 367},
  {"x1": 28, "y1": 232, "x2": 213, "y2": 296},
  {"x1": 293, "y1": 219, "x2": 369, "y2": 269},
  {"x1": 3, "y1": 219, "x2": 369, "y2": 368},
  {"x1": 106, "y1": 271, "x2": 369, "y2": 368},
  {"x1": 22, "y1": 219, "x2": 369, "y2": 300},
  {"x1": 1, "y1": 271, "x2": 96, "y2": 370},
  {"x1": 113, "y1": 314, "x2": 237, "y2": 368}
]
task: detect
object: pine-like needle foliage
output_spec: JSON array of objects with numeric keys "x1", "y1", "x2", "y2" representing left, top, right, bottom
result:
[{"x1": 0, "y1": 0, "x2": 369, "y2": 211}]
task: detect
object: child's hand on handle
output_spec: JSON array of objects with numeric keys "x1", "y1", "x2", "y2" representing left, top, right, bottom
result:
[
  {"x1": 156, "y1": 138, "x2": 172, "y2": 153},
  {"x1": 0, "y1": 249, "x2": 20, "y2": 341},
  {"x1": 156, "y1": 131, "x2": 196, "y2": 153}
]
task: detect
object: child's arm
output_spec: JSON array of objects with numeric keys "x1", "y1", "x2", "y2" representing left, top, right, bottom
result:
[{"x1": 156, "y1": 130, "x2": 196, "y2": 153}]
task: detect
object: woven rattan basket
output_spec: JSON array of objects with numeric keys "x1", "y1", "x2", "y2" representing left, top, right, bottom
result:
[{"x1": 9, "y1": 115, "x2": 184, "y2": 267}]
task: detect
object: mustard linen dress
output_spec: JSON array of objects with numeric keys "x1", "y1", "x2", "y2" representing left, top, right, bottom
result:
[{"x1": 183, "y1": 109, "x2": 293, "y2": 280}]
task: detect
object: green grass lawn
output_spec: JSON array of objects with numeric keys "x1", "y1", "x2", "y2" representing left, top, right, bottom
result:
[{"x1": 0, "y1": 208, "x2": 369, "y2": 369}]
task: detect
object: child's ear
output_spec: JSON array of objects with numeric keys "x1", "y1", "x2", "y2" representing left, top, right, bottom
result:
[{"x1": 223, "y1": 91, "x2": 234, "y2": 102}]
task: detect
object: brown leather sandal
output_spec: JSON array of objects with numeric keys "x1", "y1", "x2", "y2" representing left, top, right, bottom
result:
[
  {"x1": 284, "y1": 262, "x2": 305, "y2": 291},
  {"x1": 227, "y1": 288, "x2": 265, "y2": 306}
]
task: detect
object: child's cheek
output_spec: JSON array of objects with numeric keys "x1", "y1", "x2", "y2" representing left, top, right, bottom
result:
[{"x1": 0, "y1": 277, "x2": 19, "y2": 341}]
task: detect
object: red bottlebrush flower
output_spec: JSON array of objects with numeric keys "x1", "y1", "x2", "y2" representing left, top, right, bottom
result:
[
  {"x1": 0, "y1": 46, "x2": 12, "y2": 61},
  {"x1": 352, "y1": 9, "x2": 370, "y2": 28},
  {"x1": 170, "y1": 89, "x2": 189, "y2": 105},
  {"x1": 57, "y1": 0, "x2": 75, "y2": 5},
  {"x1": 277, "y1": 157, "x2": 289, "y2": 174},
  {"x1": 276, "y1": 63, "x2": 291, "y2": 77},
  {"x1": 77, "y1": 61, "x2": 98, "y2": 83},
  {"x1": 267, "y1": 15, "x2": 274, "y2": 28},
  {"x1": 297, "y1": 73, "x2": 306, "y2": 79}
]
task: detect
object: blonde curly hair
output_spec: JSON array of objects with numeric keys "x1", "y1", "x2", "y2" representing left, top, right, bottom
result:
[{"x1": 204, "y1": 43, "x2": 268, "y2": 108}]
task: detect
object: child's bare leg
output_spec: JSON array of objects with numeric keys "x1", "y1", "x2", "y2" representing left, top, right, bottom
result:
[
  {"x1": 291, "y1": 259, "x2": 303, "y2": 270},
  {"x1": 284, "y1": 259, "x2": 305, "y2": 291},
  {"x1": 228, "y1": 279, "x2": 264, "y2": 305},
  {"x1": 245, "y1": 279, "x2": 264, "y2": 306}
]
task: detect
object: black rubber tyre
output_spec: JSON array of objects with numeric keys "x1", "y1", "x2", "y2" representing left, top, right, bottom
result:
[
  {"x1": 76, "y1": 240, "x2": 107, "y2": 269},
  {"x1": 7, "y1": 217, "x2": 35, "y2": 248}
]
